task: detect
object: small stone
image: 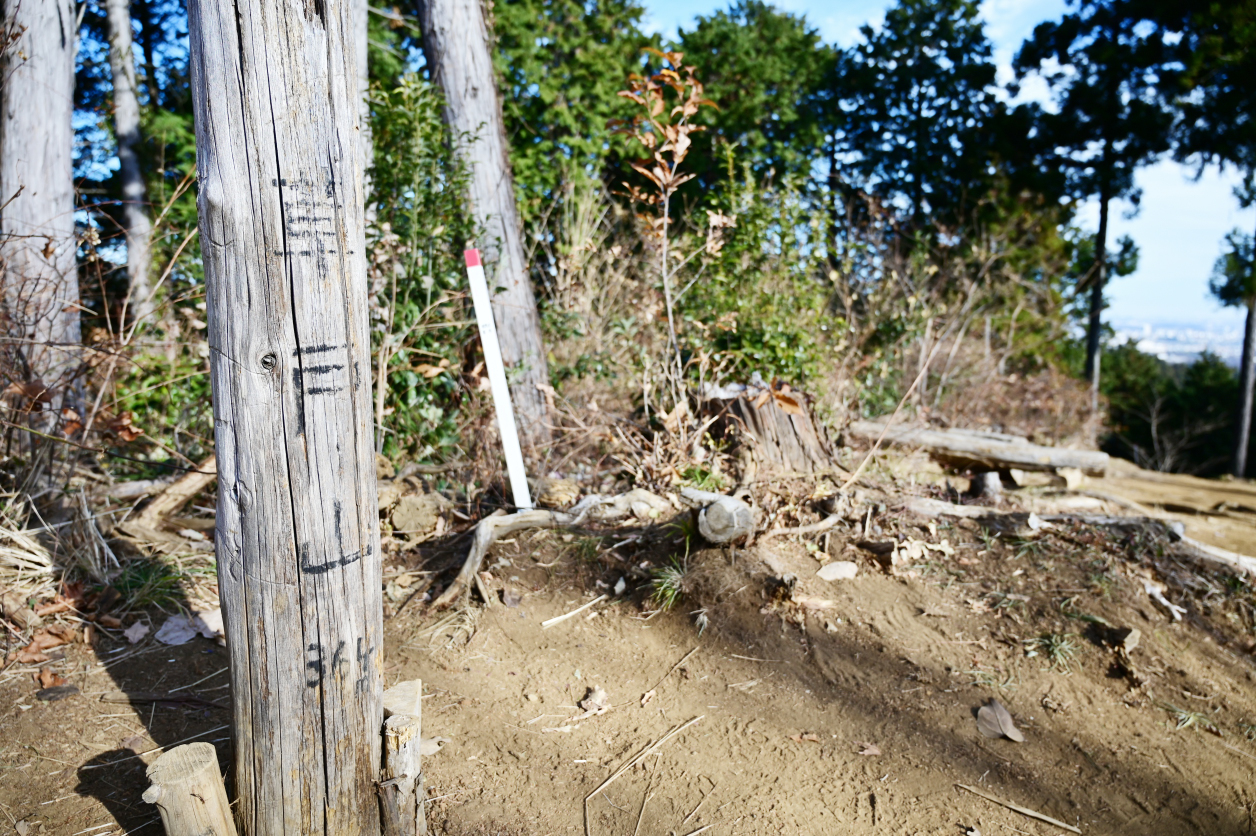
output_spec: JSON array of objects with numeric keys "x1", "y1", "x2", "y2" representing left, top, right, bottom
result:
[
  {"x1": 391, "y1": 493, "x2": 448, "y2": 538},
  {"x1": 817, "y1": 561, "x2": 859, "y2": 582}
]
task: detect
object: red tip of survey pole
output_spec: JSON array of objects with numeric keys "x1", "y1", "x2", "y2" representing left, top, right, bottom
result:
[{"x1": 464, "y1": 249, "x2": 481, "y2": 267}]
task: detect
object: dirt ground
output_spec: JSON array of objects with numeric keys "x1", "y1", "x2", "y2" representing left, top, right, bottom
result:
[{"x1": 3, "y1": 457, "x2": 1256, "y2": 835}]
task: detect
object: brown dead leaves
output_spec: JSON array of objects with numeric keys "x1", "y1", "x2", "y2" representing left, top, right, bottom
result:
[{"x1": 6, "y1": 623, "x2": 78, "y2": 664}]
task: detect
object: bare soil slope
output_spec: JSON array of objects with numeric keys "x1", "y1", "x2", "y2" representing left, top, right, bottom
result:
[{"x1": 2, "y1": 458, "x2": 1255, "y2": 835}]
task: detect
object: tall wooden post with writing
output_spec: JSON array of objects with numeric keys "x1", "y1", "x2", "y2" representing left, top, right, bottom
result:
[{"x1": 186, "y1": 0, "x2": 382, "y2": 830}]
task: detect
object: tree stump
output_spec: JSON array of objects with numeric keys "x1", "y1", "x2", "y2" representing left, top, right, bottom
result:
[{"x1": 704, "y1": 383, "x2": 833, "y2": 477}]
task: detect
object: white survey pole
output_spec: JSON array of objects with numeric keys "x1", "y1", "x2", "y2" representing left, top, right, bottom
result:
[{"x1": 465, "y1": 249, "x2": 533, "y2": 510}]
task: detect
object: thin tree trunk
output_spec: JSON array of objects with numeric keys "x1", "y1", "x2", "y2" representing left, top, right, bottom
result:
[
  {"x1": 187, "y1": 0, "x2": 382, "y2": 830},
  {"x1": 106, "y1": 0, "x2": 156, "y2": 328},
  {"x1": 0, "y1": 0, "x2": 82, "y2": 406},
  {"x1": 1233, "y1": 297, "x2": 1256, "y2": 478},
  {"x1": 1085, "y1": 184, "x2": 1110, "y2": 410},
  {"x1": 135, "y1": 0, "x2": 158, "y2": 102},
  {"x1": 417, "y1": 0, "x2": 551, "y2": 448}
]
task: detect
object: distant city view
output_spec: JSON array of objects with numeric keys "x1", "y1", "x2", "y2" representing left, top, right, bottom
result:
[{"x1": 1109, "y1": 318, "x2": 1246, "y2": 367}]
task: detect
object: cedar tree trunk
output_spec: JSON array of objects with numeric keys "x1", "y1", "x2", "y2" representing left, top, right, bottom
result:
[
  {"x1": 106, "y1": 0, "x2": 156, "y2": 327},
  {"x1": 417, "y1": 0, "x2": 551, "y2": 447},
  {"x1": 0, "y1": 0, "x2": 82, "y2": 403}
]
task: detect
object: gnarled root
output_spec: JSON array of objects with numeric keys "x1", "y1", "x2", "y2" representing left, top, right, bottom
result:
[{"x1": 431, "y1": 490, "x2": 671, "y2": 610}]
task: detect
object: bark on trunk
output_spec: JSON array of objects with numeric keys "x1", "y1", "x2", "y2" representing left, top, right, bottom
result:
[
  {"x1": 1084, "y1": 185, "x2": 1110, "y2": 410},
  {"x1": 417, "y1": 0, "x2": 551, "y2": 447},
  {"x1": 186, "y1": 0, "x2": 382, "y2": 830},
  {"x1": 105, "y1": 0, "x2": 156, "y2": 328},
  {"x1": 0, "y1": 0, "x2": 82, "y2": 404},
  {"x1": 1233, "y1": 298, "x2": 1256, "y2": 478}
]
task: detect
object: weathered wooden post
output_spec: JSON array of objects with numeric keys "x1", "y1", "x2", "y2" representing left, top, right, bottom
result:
[{"x1": 186, "y1": 0, "x2": 382, "y2": 830}]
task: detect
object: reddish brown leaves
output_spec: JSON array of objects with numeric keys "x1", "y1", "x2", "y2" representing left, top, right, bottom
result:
[{"x1": 5, "y1": 623, "x2": 78, "y2": 664}]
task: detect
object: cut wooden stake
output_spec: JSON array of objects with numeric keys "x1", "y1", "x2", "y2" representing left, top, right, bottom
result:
[
  {"x1": 465, "y1": 249, "x2": 532, "y2": 510},
  {"x1": 142, "y1": 742, "x2": 237, "y2": 836},
  {"x1": 542, "y1": 595, "x2": 607, "y2": 629},
  {"x1": 380, "y1": 693, "x2": 426, "y2": 836},
  {"x1": 955, "y1": 783, "x2": 1081, "y2": 834}
]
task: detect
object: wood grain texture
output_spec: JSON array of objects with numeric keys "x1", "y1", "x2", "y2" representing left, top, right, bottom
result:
[
  {"x1": 714, "y1": 395, "x2": 833, "y2": 475},
  {"x1": 847, "y1": 420, "x2": 1110, "y2": 475},
  {"x1": 105, "y1": 0, "x2": 156, "y2": 326},
  {"x1": 143, "y1": 742, "x2": 239, "y2": 836},
  {"x1": 0, "y1": 0, "x2": 82, "y2": 401},
  {"x1": 380, "y1": 710, "x2": 426, "y2": 836},
  {"x1": 186, "y1": 0, "x2": 382, "y2": 830},
  {"x1": 416, "y1": 0, "x2": 551, "y2": 446}
]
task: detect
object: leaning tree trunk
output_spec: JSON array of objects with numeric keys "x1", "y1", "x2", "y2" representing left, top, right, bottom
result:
[
  {"x1": 417, "y1": 0, "x2": 551, "y2": 448},
  {"x1": 187, "y1": 0, "x2": 382, "y2": 830},
  {"x1": 106, "y1": 0, "x2": 156, "y2": 329},
  {"x1": 1233, "y1": 297, "x2": 1256, "y2": 478},
  {"x1": 0, "y1": 0, "x2": 82, "y2": 405}
]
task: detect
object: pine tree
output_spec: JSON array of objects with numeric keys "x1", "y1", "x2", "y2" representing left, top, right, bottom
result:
[{"x1": 1015, "y1": 0, "x2": 1174, "y2": 404}]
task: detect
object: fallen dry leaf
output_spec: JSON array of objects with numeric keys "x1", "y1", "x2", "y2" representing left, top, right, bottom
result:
[
  {"x1": 789, "y1": 732, "x2": 821, "y2": 744},
  {"x1": 123, "y1": 621, "x2": 150, "y2": 644},
  {"x1": 6, "y1": 625, "x2": 76, "y2": 663},
  {"x1": 33, "y1": 668, "x2": 66, "y2": 688},
  {"x1": 641, "y1": 688, "x2": 656, "y2": 707},
  {"x1": 856, "y1": 741, "x2": 881, "y2": 756},
  {"x1": 976, "y1": 699, "x2": 1025, "y2": 743},
  {"x1": 773, "y1": 392, "x2": 804, "y2": 415}
]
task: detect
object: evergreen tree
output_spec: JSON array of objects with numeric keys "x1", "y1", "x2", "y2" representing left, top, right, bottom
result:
[
  {"x1": 675, "y1": 1, "x2": 835, "y2": 190},
  {"x1": 836, "y1": 0, "x2": 999, "y2": 228},
  {"x1": 492, "y1": 0, "x2": 652, "y2": 218},
  {"x1": 1167, "y1": 2, "x2": 1256, "y2": 476},
  {"x1": 1014, "y1": 0, "x2": 1174, "y2": 402}
]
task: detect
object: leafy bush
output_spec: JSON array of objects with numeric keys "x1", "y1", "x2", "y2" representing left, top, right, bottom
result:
[{"x1": 367, "y1": 75, "x2": 479, "y2": 461}]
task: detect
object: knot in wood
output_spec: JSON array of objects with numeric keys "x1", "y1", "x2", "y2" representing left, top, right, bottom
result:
[{"x1": 260, "y1": 353, "x2": 277, "y2": 370}]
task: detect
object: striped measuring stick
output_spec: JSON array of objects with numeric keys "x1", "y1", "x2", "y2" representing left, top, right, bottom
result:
[{"x1": 464, "y1": 249, "x2": 533, "y2": 510}]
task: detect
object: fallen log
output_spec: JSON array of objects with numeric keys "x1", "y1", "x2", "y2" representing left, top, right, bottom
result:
[
  {"x1": 118, "y1": 454, "x2": 217, "y2": 544},
  {"x1": 846, "y1": 420, "x2": 1108, "y2": 476}
]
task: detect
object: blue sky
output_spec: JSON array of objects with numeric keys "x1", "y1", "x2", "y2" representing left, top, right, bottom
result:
[{"x1": 640, "y1": 0, "x2": 1252, "y2": 331}]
